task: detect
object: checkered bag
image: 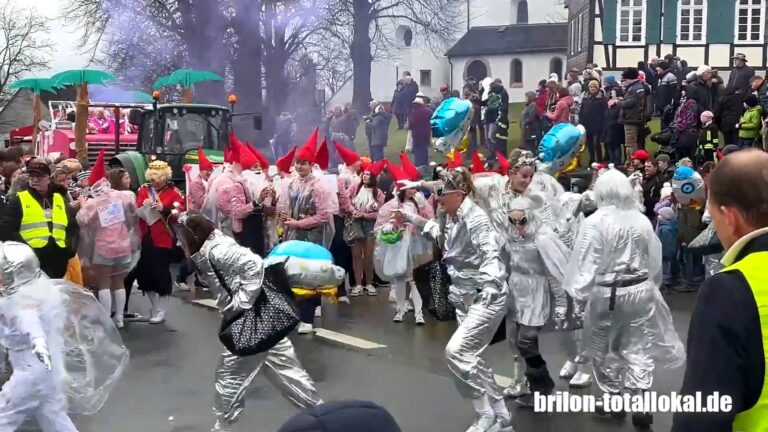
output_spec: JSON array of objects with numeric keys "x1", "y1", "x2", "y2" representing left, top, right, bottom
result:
[
  {"x1": 427, "y1": 261, "x2": 456, "y2": 321},
  {"x1": 216, "y1": 263, "x2": 299, "y2": 357}
]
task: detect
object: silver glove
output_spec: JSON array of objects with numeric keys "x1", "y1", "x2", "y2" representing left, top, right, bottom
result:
[
  {"x1": 32, "y1": 337, "x2": 51, "y2": 372},
  {"x1": 478, "y1": 285, "x2": 502, "y2": 307}
]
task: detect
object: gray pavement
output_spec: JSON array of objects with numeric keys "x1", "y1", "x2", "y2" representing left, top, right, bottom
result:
[{"x1": 65, "y1": 288, "x2": 695, "y2": 432}]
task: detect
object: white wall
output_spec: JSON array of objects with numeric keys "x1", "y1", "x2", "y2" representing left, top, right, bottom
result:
[
  {"x1": 450, "y1": 52, "x2": 567, "y2": 102},
  {"x1": 463, "y1": 0, "x2": 565, "y2": 27}
]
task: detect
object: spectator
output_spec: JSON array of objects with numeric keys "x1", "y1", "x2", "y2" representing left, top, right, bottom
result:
[
  {"x1": 655, "y1": 61, "x2": 680, "y2": 130},
  {"x1": 603, "y1": 76, "x2": 625, "y2": 165},
  {"x1": 642, "y1": 156, "x2": 663, "y2": 221},
  {"x1": 534, "y1": 79, "x2": 548, "y2": 115},
  {"x1": 520, "y1": 91, "x2": 541, "y2": 153},
  {"x1": 400, "y1": 72, "x2": 419, "y2": 118},
  {"x1": 716, "y1": 87, "x2": 746, "y2": 147},
  {"x1": 617, "y1": 67, "x2": 647, "y2": 157},
  {"x1": 727, "y1": 53, "x2": 755, "y2": 93},
  {"x1": 391, "y1": 83, "x2": 408, "y2": 129},
  {"x1": 677, "y1": 191, "x2": 705, "y2": 292},
  {"x1": 364, "y1": 100, "x2": 391, "y2": 162},
  {"x1": 656, "y1": 206, "x2": 679, "y2": 294},
  {"x1": 673, "y1": 149, "x2": 768, "y2": 432},
  {"x1": 483, "y1": 78, "x2": 510, "y2": 158},
  {"x1": 545, "y1": 87, "x2": 573, "y2": 126},
  {"x1": 687, "y1": 65, "x2": 715, "y2": 112},
  {"x1": 737, "y1": 94, "x2": 762, "y2": 148},
  {"x1": 463, "y1": 82, "x2": 483, "y2": 155},
  {"x1": 566, "y1": 68, "x2": 582, "y2": 93},
  {"x1": 672, "y1": 96, "x2": 700, "y2": 161},
  {"x1": 1, "y1": 162, "x2": 21, "y2": 194},
  {"x1": 579, "y1": 80, "x2": 608, "y2": 164},
  {"x1": 0, "y1": 161, "x2": 79, "y2": 278},
  {"x1": 407, "y1": 97, "x2": 433, "y2": 166},
  {"x1": 697, "y1": 110, "x2": 720, "y2": 164},
  {"x1": 656, "y1": 154, "x2": 674, "y2": 182},
  {"x1": 751, "y1": 75, "x2": 768, "y2": 114},
  {"x1": 279, "y1": 400, "x2": 402, "y2": 432}
]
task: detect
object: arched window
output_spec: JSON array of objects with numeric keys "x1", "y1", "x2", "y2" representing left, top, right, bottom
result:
[
  {"x1": 510, "y1": 59, "x2": 523, "y2": 88},
  {"x1": 466, "y1": 60, "x2": 489, "y2": 82},
  {"x1": 549, "y1": 57, "x2": 563, "y2": 81},
  {"x1": 517, "y1": 0, "x2": 529, "y2": 24},
  {"x1": 396, "y1": 26, "x2": 413, "y2": 47},
  {"x1": 403, "y1": 29, "x2": 413, "y2": 47}
]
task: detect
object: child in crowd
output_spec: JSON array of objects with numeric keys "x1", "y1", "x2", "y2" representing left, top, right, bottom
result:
[
  {"x1": 656, "y1": 206, "x2": 679, "y2": 294},
  {"x1": 737, "y1": 95, "x2": 762, "y2": 148},
  {"x1": 697, "y1": 111, "x2": 719, "y2": 164}
]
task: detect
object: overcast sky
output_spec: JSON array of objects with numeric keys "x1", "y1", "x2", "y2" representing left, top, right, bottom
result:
[{"x1": 15, "y1": 0, "x2": 91, "y2": 76}]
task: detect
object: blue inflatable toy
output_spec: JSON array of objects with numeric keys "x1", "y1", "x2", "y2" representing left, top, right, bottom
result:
[
  {"x1": 672, "y1": 166, "x2": 706, "y2": 208},
  {"x1": 430, "y1": 98, "x2": 473, "y2": 153},
  {"x1": 268, "y1": 240, "x2": 333, "y2": 261},
  {"x1": 538, "y1": 123, "x2": 585, "y2": 175}
]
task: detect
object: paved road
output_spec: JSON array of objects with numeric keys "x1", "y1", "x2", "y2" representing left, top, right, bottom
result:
[{"x1": 62, "y1": 288, "x2": 694, "y2": 432}]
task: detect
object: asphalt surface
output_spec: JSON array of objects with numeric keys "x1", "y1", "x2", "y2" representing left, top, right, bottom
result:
[{"x1": 21, "y1": 287, "x2": 695, "y2": 432}]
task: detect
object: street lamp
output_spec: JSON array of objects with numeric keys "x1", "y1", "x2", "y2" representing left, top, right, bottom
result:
[{"x1": 395, "y1": 63, "x2": 400, "y2": 83}]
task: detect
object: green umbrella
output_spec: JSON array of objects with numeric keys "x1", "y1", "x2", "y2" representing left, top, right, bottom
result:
[
  {"x1": 9, "y1": 78, "x2": 62, "y2": 146},
  {"x1": 51, "y1": 69, "x2": 116, "y2": 87},
  {"x1": 153, "y1": 68, "x2": 223, "y2": 102},
  {"x1": 152, "y1": 75, "x2": 172, "y2": 90}
]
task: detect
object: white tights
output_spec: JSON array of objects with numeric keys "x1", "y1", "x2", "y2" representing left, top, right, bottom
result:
[{"x1": 392, "y1": 277, "x2": 422, "y2": 314}]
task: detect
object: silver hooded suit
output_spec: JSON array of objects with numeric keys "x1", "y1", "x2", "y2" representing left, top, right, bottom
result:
[
  {"x1": 411, "y1": 197, "x2": 508, "y2": 402},
  {"x1": 562, "y1": 170, "x2": 685, "y2": 395},
  {"x1": 191, "y1": 231, "x2": 322, "y2": 429}
]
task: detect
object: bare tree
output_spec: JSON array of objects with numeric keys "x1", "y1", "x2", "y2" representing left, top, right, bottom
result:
[{"x1": 0, "y1": 0, "x2": 53, "y2": 104}]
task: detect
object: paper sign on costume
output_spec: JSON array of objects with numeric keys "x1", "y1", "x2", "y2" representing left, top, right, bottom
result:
[{"x1": 97, "y1": 202, "x2": 126, "y2": 227}]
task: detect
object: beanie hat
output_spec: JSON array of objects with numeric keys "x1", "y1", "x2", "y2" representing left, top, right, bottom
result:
[
  {"x1": 278, "y1": 400, "x2": 402, "y2": 432},
  {"x1": 621, "y1": 67, "x2": 639, "y2": 80},
  {"x1": 657, "y1": 206, "x2": 676, "y2": 222},
  {"x1": 656, "y1": 154, "x2": 671, "y2": 165},
  {"x1": 660, "y1": 182, "x2": 673, "y2": 199},
  {"x1": 632, "y1": 149, "x2": 650, "y2": 161},
  {"x1": 197, "y1": 147, "x2": 213, "y2": 172},
  {"x1": 745, "y1": 94, "x2": 759, "y2": 108},
  {"x1": 603, "y1": 75, "x2": 617, "y2": 86},
  {"x1": 295, "y1": 127, "x2": 318, "y2": 164},
  {"x1": 334, "y1": 142, "x2": 360, "y2": 166}
]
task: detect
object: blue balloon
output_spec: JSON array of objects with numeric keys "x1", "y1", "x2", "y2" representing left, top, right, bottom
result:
[
  {"x1": 268, "y1": 240, "x2": 333, "y2": 261},
  {"x1": 430, "y1": 98, "x2": 472, "y2": 138},
  {"x1": 538, "y1": 123, "x2": 584, "y2": 174}
]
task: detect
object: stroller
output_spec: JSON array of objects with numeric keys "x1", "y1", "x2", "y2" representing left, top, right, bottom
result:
[{"x1": 650, "y1": 127, "x2": 676, "y2": 161}]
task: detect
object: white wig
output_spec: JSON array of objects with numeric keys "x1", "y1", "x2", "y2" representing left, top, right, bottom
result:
[{"x1": 593, "y1": 169, "x2": 637, "y2": 211}]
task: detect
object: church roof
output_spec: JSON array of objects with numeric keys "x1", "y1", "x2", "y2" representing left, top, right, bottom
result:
[{"x1": 445, "y1": 23, "x2": 567, "y2": 57}]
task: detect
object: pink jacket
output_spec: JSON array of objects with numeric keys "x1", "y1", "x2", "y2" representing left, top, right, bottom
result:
[
  {"x1": 545, "y1": 96, "x2": 574, "y2": 125},
  {"x1": 214, "y1": 170, "x2": 254, "y2": 233},
  {"x1": 375, "y1": 193, "x2": 434, "y2": 233},
  {"x1": 90, "y1": 116, "x2": 116, "y2": 134},
  {"x1": 337, "y1": 176, "x2": 351, "y2": 216},
  {"x1": 345, "y1": 184, "x2": 385, "y2": 220},
  {"x1": 188, "y1": 176, "x2": 207, "y2": 212},
  {"x1": 77, "y1": 189, "x2": 138, "y2": 260},
  {"x1": 276, "y1": 175, "x2": 333, "y2": 229}
]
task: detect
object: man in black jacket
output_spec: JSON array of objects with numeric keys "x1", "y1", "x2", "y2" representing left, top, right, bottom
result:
[
  {"x1": 0, "y1": 161, "x2": 79, "y2": 278},
  {"x1": 672, "y1": 149, "x2": 768, "y2": 432},
  {"x1": 617, "y1": 67, "x2": 647, "y2": 157},
  {"x1": 641, "y1": 157, "x2": 662, "y2": 221},
  {"x1": 687, "y1": 65, "x2": 715, "y2": 112},
  {"x1": 727, "y1": 53, "x2": 755, "y2": 94}
]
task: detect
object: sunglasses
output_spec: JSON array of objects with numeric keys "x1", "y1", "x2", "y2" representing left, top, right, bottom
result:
[
  {"x1": 436, "y1": 185, "x2": 461, "y2": 197},
  {"x1": 509, "y1": 217, "x2": 528, "y2": 227}
]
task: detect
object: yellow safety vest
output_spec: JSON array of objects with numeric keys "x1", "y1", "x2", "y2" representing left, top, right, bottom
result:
[
  {"x1": 17, "y1": 190, "x2": 68, "y2": 249},
  {"x1": 725, "y1": 251, "x2": 768, "y2": 432}
]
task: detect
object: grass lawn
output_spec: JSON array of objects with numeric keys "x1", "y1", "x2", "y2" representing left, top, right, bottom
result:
[{"x1": 354, "y1": 102, "x2": 660, "y2": 166}]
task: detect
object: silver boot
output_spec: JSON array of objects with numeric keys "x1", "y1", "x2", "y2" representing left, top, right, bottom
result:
[
  {"x1": 569, "y1": 362, "x2": 593, "y2": 388},
  {"x1": 559, "y1": 359, "x2": 577, "y2": 379},
  {"x1": 503, "y1": 355, "x2": 529, "y2": 398},
  {"x1": 465, "y1": 414, "x2": 498, "y2": 432}
]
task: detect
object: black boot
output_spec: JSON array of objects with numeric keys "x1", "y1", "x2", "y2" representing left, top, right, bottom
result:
[
  {"x1": 632, "y1": 412, "x2": 653, "y2": 429},
  {"x1": 515, "y1": 365, "x2": 555, "y2": 408}
]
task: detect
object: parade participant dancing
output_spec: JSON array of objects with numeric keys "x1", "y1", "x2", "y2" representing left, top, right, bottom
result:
[
  {"x1": 276, "y1": 128, "x2": 335, "y2": 334},
  {"x1": 188, "y1": 147, "x2": 214, "y2": 212},
  {"x1": 395, "y1": 168, "x2": 513, "y2": 432},
  {"x1": 503, "y1": 196, "x2": 569, "y2": 407},
  {"x1": 76, "y1": 152, "x2": 140, "y2": 329},
  {"x1": 562, "y1": 169, "x2": 685, "y2": 428},
  {"x1": 134, "y1": 161, "x2": 185, "y2": 324},
  {"x1": 0, "y1": 241, "x2": 129, "y2": 431},
  {"x1": 376, "y1": 161, "x2": 433, "y2": 324},
  {"x1": 347, "y1": 160, "x2": 385, "y2": 297},
  {"x1": 174, "y1": 214, "x2": 322, "y2": 432}
]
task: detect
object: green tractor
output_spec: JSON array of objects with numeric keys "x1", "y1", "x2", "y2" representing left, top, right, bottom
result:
[{"x1": 110, "y1": 101, "x2": 260, "y2": 190}]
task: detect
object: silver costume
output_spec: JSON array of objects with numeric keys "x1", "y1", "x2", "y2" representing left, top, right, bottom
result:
[
  {"x1": 410, "y1": 197, "x2": 507, "y2": 402},
  {"x1": 562, "y1": 170, "x2": 685, "y2": 397},
  {"x1": 191, "y1": 231, "x2": 322, "y2": 431}
]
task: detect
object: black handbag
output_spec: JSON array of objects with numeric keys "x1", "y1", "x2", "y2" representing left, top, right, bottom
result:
[
  {"x1": 426, "y1": 261, "x2": 456, "y2": 322},
  {"x1": 213, "y1": 262, "x2": 300, "y2": 357}
]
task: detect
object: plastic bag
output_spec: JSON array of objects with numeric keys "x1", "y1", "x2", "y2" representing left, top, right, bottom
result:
[
  {"x1": 405, "y1": 130, "x2": 414, "y2": 152},
  {"x1": 374, "y1": 232, "x2": 412, "y2": 281}
]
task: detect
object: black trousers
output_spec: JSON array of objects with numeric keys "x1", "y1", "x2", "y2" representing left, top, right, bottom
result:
[
  {"x1": 515, "y1": 323, "x2": 545, "y2": 370},
  {"x1": 585, "y1": 129, "x2": 604, "y2": 163},
  {"x1": 329, "y1": 215, "x2": 354, "y2": 294}
]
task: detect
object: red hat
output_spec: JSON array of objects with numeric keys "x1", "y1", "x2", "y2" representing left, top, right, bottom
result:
[
  {"x1": 335, "y1": 142, "x2": 361, "y2": 166},
  {"x1": 632, "y1": 149, "x2": 650, "y2": 161},
  {"x1": 295, "y1": 127, "x2": 318, "y2": 164},
  {"x1": 276, "y1": 146, "x2": 297, "y2": 173},
  {"x1": 197, "y1": 147, "x2": 213, "y2": 172},
  {"x1": 228, "y1": 132, "x2": 243, "y2": 163},
  {"x1": 246, "y1": 141, "x2": 269, "y2": 170},
  {"x1": 316, "y1": 138, "x2": 330, "y2": 171},
  {"x1": 591, "y1": 162, "x2": 608, "y2": 172},
  {"x1": 364, "y1": 160, "x2": 386, "y2": 176},
  {"x1": 471, "y1": 151, "x2": 486, "y2": 174},
  {"x1": 496, "y1": 152, "x2": 510, "y2": 175},
  {"x1": 238, "y1": 142, "x2": 258, "y2": 171},
  {"x1": 445, "y1": 152, "x2": 463, "y2": 169},
  {"x1": 386, "y1": 162, "x2": 409, "y2": 185},
  {"x1": 223, "y1": 146, "x2": 231, "y2": 164},
  {"x1": 88, "y1": 149, "x2": 106, "y2": 186},
  {"x1": 399, "y1": 152, "x2": 420, "y2": 181}
]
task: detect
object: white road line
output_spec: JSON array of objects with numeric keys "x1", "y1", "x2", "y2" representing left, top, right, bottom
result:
[
  {"x1": 314, "y1": 328, "x2": 387, "y2": 349},
  {"x1": 191, "y1": 299, "x2": 219, "y2": 309},
  {"x1": 494, "y1": 374, "x2": 514, "y2": 388}
]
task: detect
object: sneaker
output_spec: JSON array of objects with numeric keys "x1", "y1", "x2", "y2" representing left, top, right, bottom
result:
[
  {"x1": 415, "y1": 312, "x2": 426, "y2": 325},
  {"x1": 211, "y1": 420, "x2": 233, "y2": 432},
  {"x1": 503, "y1": 382, "x2": 528, "y2": 399},
  {"x1": 297, "y1": 323, "x2": 314, "y2": 334},
  {"x1": 349, "y1": 286, "x2": 364, "y2": 296},
  {"x1": 465, "y1": 414, "x2": 497, "y2": 432},
  {"x1": 338, "y1": 296, "x2": 350, "y2": 304},
  {"x1": 393, "y1": 309, "x2": 406, "y2": 323},
  {"x1": 405, "y1": 301, "x2": 414, "y2": 312},
  {"x1": 315, "y1": 306, "x2": 322, "y2": 317},
  {"x1": 174, "y1": 282, "x2": 190, "y2": 292},
  {"x1": 149, "y1": 310, "x2": 166, "y2": 325},
  {"x1": 388, "y1": 289, "x2": 396, "y2": 302},
  {"x1": 114, "y1": 319, "x2": 124, "y2": 329},
  {"x1": 364, "y1": 285, "x2": 377, "y2": 296},
  {"x1": 494, "y1": 416, "x2": 516, "y2": 432}
]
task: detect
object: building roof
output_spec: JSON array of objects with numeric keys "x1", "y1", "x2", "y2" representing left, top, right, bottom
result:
[{"x1": 445, "y1": 23, "x2": 568, "y2": 58}]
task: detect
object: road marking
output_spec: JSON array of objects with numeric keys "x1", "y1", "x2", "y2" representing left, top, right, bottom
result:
[
  {"x1": 191, "y1": 299, "x2": 219, "y2": 309},
  {"x1": 314, "y1": 328, "x2": 387, "y2": 349},
  {"x1": 494, "y1": 374, "x2": 514, "y2": 388}
]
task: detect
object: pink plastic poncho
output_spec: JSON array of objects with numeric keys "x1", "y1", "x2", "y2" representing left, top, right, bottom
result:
[
  {"x1": 374, "y1": 193, "x2": 434, "y2": 277},
  {"x1": 210, "y1": 169, "x2": 255, "y2": 234},
  {"x1": 75, "y1": 179, "x2": 140, "y2": 268},
  {"x1": 187, "y1": 175, "x2": 208, "y2": 212},
  {"x1": 276, "y1": 174, "x2": 335, "y2": 247}
]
